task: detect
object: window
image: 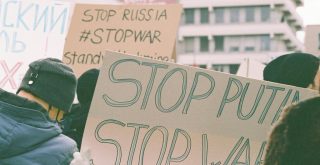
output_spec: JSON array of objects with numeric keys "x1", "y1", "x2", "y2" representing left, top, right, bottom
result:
[
  {"x1": 229, "y1": 64, "x2": 240, "y2": 74},
  {"x1": 261, "y1": 35, "x2": 270, "y2": 51},
  {"x1": 215, "y1": 8, "x2": 224, "y2": 23},
  {"x1": 214, "y1": 36, "x2": 224, "y2": 52},
  {"x1": 212, "y1": 65, "x2": 237, "y2": 74},
  {"x1": 200, "y1": 36, "x2": 209, "y2": 52},
  {"x1": 200, "y1": 8, "x2": 209, "y2": 24},
  {"x1": 245, "y1": 7, "x2": 255, "y2": 22},
  {"x1": 261, "y1": 6, "x2": 270, "y2": 22},
  {"x1": 243, "y1": 35, "x2": 256, "y2": 52},
  {"x1": 212, "y1": 65, "x2": 225, "y2": 72},
  {"x1": 230, "y1": 8, "x2": 240, "y2": 23},
  {"x1": 228, "y1": 36, "x2": 241, "y2": 52},
  {"x1": 245, "y1": 46, "x2": 255, "y2": 52},
  {"x1": 199, "y1": 64, "x2": 207, "y2": 69},
  {"x1": 211, "y1": 64, "x2": 230, "y2": 73},
  {"x1": 230, "y1": 46, "x2": 239, "y2": 52},
  {"x1": 185, "y1": 9, "x2": 195, "y2": 24},
  {"x1": 184, "y1": 37, "x2": 194, "y2": 53}
]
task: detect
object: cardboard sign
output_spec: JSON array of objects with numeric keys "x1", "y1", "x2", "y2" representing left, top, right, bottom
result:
[
  {"x1": 63, "y1": 4, "x2": 182, "y2": 76},
  {"x1": 81, "y1": 51, "x2": 318, "y2": 165},
  {"x1": 236, "y1": 58, "x2": 265, "y2": 80},
  {"x1": 0, "y1": 0, "x2": 70, "y2": 93},
  {"x1": 121, "y1": 0, "x2": 177, "y2": 4}
]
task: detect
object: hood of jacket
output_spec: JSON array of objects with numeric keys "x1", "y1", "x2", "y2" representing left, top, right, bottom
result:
[{"x1": 0, "y1": 89, "x2": 62, "y2": 158}]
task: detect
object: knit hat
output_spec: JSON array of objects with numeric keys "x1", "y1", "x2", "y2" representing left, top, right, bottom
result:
[
  {"x1": 263, "y1": 53, "x2": 319, "y2": 88},
  {"x1": 77, "y1": 69, "x2": 99, "y2": 105},
  {"x1": 18, "y1": 58, "x2": 77, "y2": 112}
]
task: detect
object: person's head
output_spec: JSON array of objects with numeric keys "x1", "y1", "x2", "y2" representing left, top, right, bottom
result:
[
  {"x1": 263, "y1": 52, "x2": 320, "y2": 89},
  {"x1": 264, "y1": 97, "x2": 320, "y2": 165},
  {"x1": 77, "y1": 68, "x2": 99, "y2": 106},
  {"x1": 17, "y1": 58, "x2": 77, "y2": 121}
]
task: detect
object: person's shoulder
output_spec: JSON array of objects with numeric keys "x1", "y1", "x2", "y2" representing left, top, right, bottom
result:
[
  {"x1": 55, "y1": 134, "x2": 78, "y2": 151},
  {"x1": 0, "y1": 89, "x2": 19, "y2": 102},
  {"x1": 44, "y1": 134, "x2": 78, "y2": 165},
  {"x1": 55, "y1": 134, "x2": 79, "y2": 165},
  {"x1": 42, "y1": 133, "x2": 78, "y2": 155}
]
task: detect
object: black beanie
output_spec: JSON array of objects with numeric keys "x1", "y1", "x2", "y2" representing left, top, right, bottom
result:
[
  {"x1": 18, "y1": 58, "x2": 77, "y2": 112},
  {"x1": 77, "y1": 69, "x2": 99, "y2": 105},
  {"x1": 263, "y1": 53, "x2": 319, "y2": 88}
]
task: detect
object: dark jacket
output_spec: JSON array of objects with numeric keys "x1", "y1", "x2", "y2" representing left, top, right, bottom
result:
[
  {"x1": 0, "y1": 89, "x2": 77, "y2": 165},
  {"x1": 62, "y1": 103, "x2": 90, "y2": 149}
]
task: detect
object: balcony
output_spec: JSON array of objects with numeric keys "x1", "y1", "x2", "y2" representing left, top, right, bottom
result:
[
  {"x1": 177, "y1": 51, "x2": 289, "y2": 65},
  {"x1": 274, "y1": 0, "x2": 303, "y2": 30},
  {"x1": 293, "y1": 0, "x2": 304, "y2": 6},
  {"x1": 179, "y1": 23, "x2": 303, "y2": 51},
  {"x1": 180, "y1": 0, "x2": 303, "y2": 8},
  {"x1": 180, "y1": 0, "x2": 303, "y2": 30}
]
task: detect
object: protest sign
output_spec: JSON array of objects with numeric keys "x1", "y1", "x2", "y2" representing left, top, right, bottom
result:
[
  {"x1": 236, "y1": 58, "x2": 265, "y2": 80},
  {"x1": 63, "y1": 4, "x2": 182, "y2": 76},
  {"x1": 120, "y1": 0, "x2": 179, "y2": 62},
  {"x1": 81, "y1": 51, "x2": 318, "y2": 165},
  {"x1": 0, "y1": 0, "x2": 70, "y2": 93},
  {"x1": 121, "y1": 0, "x2": 177, "y2": 4}
]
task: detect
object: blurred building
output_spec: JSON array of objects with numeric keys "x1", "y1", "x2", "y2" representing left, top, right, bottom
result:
[
  {"x1": 305, "y1": 25, "x2": 320, "y2": 56},
  {"x1": 177, "y1": 0, "x2": 304, "y2": 74}
]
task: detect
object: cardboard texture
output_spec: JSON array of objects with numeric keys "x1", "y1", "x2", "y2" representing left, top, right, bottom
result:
[{"x1": 63, "y1": 4, "x2": 182, "y2": 76}]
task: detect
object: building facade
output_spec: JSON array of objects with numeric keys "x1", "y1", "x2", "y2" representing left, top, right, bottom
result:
[
  {"x1": 177, "y1": 0, "x2": 304, "y2": 74},
  {"x1": 305, "y1": 25, "x2": 320, "y2": 56}
]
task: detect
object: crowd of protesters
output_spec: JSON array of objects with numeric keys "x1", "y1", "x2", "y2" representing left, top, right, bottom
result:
[{"x1": 0, "y1": 52, "x2": 319, "y2": 165}]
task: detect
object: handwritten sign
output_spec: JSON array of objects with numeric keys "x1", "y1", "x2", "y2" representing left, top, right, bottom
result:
[
  {"x1": 0, "y1": 0, "x2": 70, "y2": 93},
  {"x1": 81, "y1": 51, "x2": 318, "y2": 165},
  {"x1": 121, "y1": 0, "x2": 177, "y2": 4},
  {"x1": 63, "y1": 4, "x2": 182, "y2": 76}
]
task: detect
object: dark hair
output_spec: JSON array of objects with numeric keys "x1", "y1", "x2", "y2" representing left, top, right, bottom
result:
[
  {"x1": 263, "y1": 53, "x2": 319, "y2": 88},
  {"x1": 77, "y1": 68, "x2": 100, "y2": 105},
  {"x1": 264, "y1": 97, "x2": 320, "y2": 165}
]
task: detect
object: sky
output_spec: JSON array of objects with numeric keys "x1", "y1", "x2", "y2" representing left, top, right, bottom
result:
[
  {"x1": 297, "y1": 0, "x2": 320, "y2": 25},
  {"x1": 296, "y1": 0, "x2": 320, "y2": 42}
]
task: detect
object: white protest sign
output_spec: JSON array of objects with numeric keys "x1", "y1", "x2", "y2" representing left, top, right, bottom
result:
[
  {"x1": 121, "y1": 0, "x2": 177, "y2": 4},
  {"x1": 63, "y1": 4, "x2": 182, "y2": 76},
  {"x1": 236, "y1": 58, "x2": 265, "y2": 80},
  {"x1": 0, "y1": 0, "x2": 70, "y2": 93},
  {"x1": 82, "y1": 51, "x2": 318, "y2": 164}
]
